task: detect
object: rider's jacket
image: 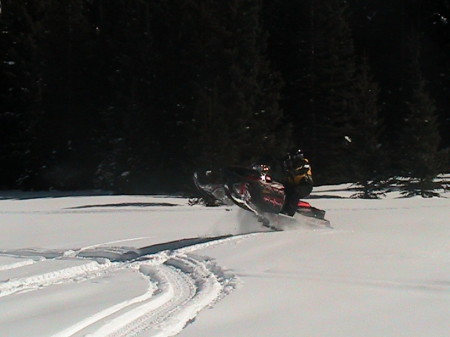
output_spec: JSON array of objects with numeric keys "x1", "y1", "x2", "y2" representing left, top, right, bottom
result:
[
  {"x1": 253, "y1": 155, "x2": 313, "y2": 188},
  {"x1": 285, "y1": 158, "x2": 312, "y2": 185}
]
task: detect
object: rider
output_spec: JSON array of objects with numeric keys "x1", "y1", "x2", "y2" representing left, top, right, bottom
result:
[
  {"x1": 279, "y1": 149, "x2": 313, "y2": 216},
  {"x1": 252, "y1": 148, "x2": 313, "y2": 216}
]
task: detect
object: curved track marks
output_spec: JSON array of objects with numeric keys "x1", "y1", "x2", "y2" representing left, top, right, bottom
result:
[
  {"x1": 0, "y1": 259, "x2": 112, "y2": 298},
  {"x1": 0, "y1": 235, "x2": 246, "y2": 337}
]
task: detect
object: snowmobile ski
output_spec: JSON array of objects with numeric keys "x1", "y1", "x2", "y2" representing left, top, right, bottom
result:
[
  {"x1": 223, "y1": 182, "x2": 274, "y2": 229},
  {"x1": 193, "y1": 171, "x2": 230, "y2": 206}
]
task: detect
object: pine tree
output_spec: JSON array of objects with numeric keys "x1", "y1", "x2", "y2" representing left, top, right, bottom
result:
[
  {"x1": 294, "y1": 0, "x2": 358, "y2": 184},
  {"x1": 396, "y1": 34, "x2": 449, "y2": 197},
  {"x1": 185, "y1": 0, "x2": 290, "y2": 173},
  {"x1": 0, "y1": 0, "x2": 102, "y2": 190},
  {"x1": 0, "y1": 0, "x2": 21, "y2": 188},
  {"x1": 0, "y1": 0, "x2": 49, "y2": 189},
  {"x1": 37, "y1": 0, "x2": 101, "y2": 189},
  {"x1": 348, "y1": 57, "x2": 386, "y2": 198},
  {"x1": 92, "y1": 0, "x2": 161, "y2": 192},
  {"x1": 397, "y1": 78, "x2": 448, "y2": 196}
]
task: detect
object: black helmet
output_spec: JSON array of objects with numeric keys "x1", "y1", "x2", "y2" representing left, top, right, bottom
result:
[{"x1": 289, "y1": 148, "x2": 304, "y2": 161}]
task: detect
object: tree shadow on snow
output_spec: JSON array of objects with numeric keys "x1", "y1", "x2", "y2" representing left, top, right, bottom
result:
[
  {"x1": 0, "y1": 190, "x2": 113, "y2": 200},
  {"x1": 66, "y1": 202, "x2": 178, "y2": 209},
  {"x1": 0, "y1": 235, "x2": 234, "y2": 263},
  {"x1": 307, "y1": 194, "x2": 347, "y2": 199}
]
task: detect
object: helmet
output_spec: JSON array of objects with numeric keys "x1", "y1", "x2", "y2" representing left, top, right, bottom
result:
[
  {"x1": 288, "y1": 148, "x2": 304, "y2": 161},
  {"x1": 283, "y1": 148, "x2": 304, "y2": 170}
]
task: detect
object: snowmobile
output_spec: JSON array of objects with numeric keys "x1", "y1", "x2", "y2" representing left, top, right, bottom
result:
[{"x1": 193, "y1": 165, "x2": 331, "y2": 229}]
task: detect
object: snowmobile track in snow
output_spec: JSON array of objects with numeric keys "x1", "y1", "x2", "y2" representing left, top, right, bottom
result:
[{"x1": 0, "y1": 234, "x2": 250, "y2": 337}]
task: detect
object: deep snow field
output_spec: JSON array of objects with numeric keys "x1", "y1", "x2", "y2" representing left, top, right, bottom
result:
[{"x1": 0, "y1": 182, "x2": 449, "y2": 337}]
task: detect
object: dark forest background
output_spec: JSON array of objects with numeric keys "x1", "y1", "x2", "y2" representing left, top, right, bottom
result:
[{"x1": 1, "y1": 0, "x2": 449, "y2": 196}]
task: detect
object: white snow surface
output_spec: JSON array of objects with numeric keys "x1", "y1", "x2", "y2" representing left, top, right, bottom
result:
[{"x1": 0, "y1": 183, "x2": 449, "y2": 337}]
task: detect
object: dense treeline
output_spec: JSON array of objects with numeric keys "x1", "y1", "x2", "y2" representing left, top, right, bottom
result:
[{"x1": 0, "y1": 0, "x2": 448, "y2": 196}]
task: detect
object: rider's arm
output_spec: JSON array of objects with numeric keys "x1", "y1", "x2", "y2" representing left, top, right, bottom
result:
[
  {"x1": 294, "y1": 159, "x2": 311, "y2": 175},
  {"x1": 290, "y1": 159, "x2": 312, "y2": 184}
]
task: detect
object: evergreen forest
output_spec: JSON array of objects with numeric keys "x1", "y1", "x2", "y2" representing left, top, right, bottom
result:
[{"x1": 1, "y1": 0, "x2": 449, "y2": 196}]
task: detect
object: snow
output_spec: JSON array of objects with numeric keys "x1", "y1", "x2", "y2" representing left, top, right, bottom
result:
[{"x1": 0, "y1": 183, "x2": 449, "y2": 337}]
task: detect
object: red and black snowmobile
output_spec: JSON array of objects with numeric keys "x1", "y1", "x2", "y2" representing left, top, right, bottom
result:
[{"x1": 193, "y1": 165, "x2": 330, "y2": 229}]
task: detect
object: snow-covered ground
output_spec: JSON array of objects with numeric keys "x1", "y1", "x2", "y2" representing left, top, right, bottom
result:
[{"x1": 0, "y1": 183, "x2": 448, "y2": 337}]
